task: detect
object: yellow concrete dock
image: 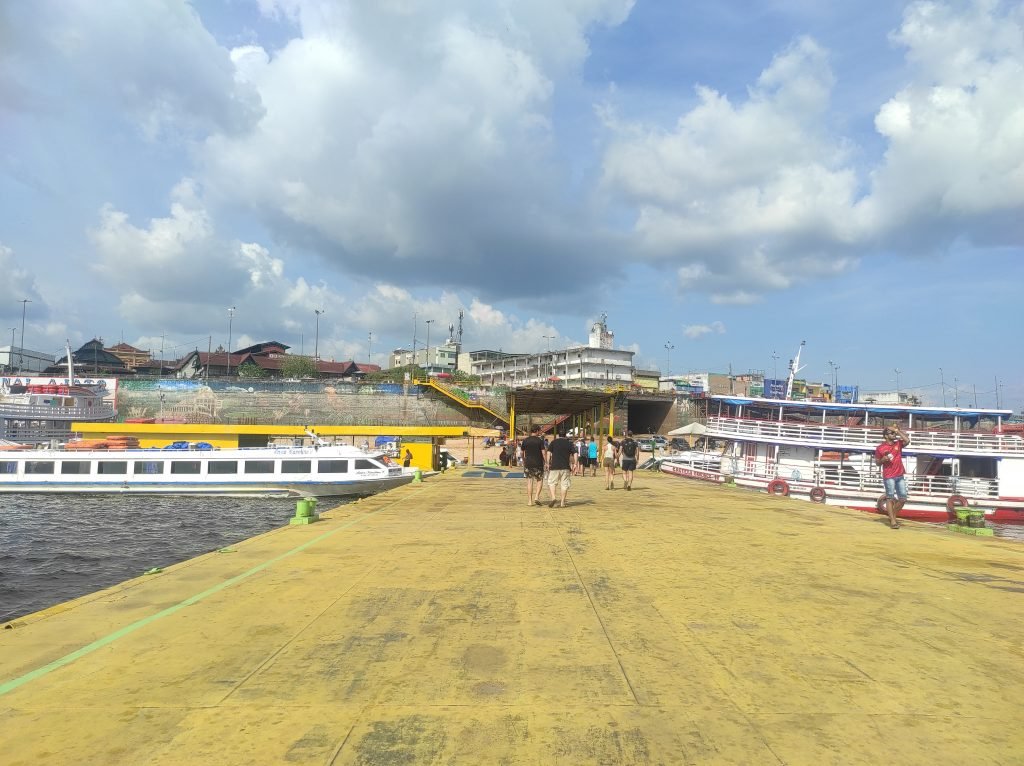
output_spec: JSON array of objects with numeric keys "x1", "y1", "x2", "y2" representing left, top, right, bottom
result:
[{"x1": 2, "y1": 470, "x2": 1023, "y2": 765}]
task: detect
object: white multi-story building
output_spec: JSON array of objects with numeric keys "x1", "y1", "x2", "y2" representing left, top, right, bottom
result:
[
  {"x1": 389, "y1": 342, "x2": 458, "y2": 374},
  {"x1": 470, "y1": 316, "x2": 634, "y2": 388}
]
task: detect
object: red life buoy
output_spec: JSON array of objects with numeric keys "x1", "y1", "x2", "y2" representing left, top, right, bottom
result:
[
  {"x1": 809, "y1": 487, "x2": 827, "y2": 503},
  {"x1": 876, "y1": 494, "x2": 889, "y2": 513},
  {"x1": 946, "y1": 494, "x2": 968, "y2": 512},
  {"x1": 767, "y1": 479, "x2": 789, "y2": 496}
]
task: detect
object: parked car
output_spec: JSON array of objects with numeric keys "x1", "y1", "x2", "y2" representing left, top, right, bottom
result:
[
  {"x1": 653, "y1": 435, "x2": 667, "y2": 448},
  {"x1": 636, "y1": 438, "x2": 656, "y2": 452}
]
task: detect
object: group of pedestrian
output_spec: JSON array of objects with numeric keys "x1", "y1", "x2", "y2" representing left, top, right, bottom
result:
[{"x1": 516, "y1": 427, "x2": 643, "y2": 507}]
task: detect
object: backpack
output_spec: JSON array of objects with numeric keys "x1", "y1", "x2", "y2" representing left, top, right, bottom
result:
[{"x1": 622, "y1": 439, "x2": 638, "y2": 458}]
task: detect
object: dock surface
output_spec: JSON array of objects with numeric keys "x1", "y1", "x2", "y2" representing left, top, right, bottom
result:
[{"x1": 2, "y1": 469, "x2": 1023, "y2": 764}]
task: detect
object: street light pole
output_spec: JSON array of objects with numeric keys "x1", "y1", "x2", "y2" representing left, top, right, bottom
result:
[
  {"x1": 894, "y1": 368, "x2": 902, "y2": 400},
  {"x1": 226, "y1": 307, "x2": 236, "y2": 377},
  {"x1": 18, "y1": 299, "x2": 31, "y2": 371},
  {"x1": 314, "y1": 308, "x2": 324, "y2": 364},
  {"x1": 939, "y1": 368, "x2": 946, "y2": 406},
  {"x1": 368, "y1": 331, "x2": 373, "y2": 365},
  {"x1": 7, "y1": 327, "x2": 15, "y2": 373},
  {"x1": 664, "y1": 342, "x2": 674, "y2": 377},
  {"x1": 425, "y1": 319, "x2": 435, "y2": 371}
]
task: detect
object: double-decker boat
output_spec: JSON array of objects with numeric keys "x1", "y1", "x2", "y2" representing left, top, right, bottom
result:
[
  {"x1": 0, "y1": 382, "x2": 116, "y2": 444},
  {"x1": 0, "y1": 436, "x2": 413, "y2": 498},
  {"x1": 661, "y1": 394, "x2": 1024, "y2": 523}
]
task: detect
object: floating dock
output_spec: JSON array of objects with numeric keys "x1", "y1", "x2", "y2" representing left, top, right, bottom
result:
[{"x1": 2, "y1": 470, "x2": 1022, "y2": 764}]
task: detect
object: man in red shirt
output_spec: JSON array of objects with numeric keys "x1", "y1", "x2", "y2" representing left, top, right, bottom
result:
[{"x1": 874, "y1": 425, "x2": 910, "y2": 529}]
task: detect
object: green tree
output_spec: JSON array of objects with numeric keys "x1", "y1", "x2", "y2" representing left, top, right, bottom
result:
[
  {"x1": 281, "y1": 355, "x2": 318, "y2": 379},
  {"x1": 236, "y1": 361, "x2": 269, "y2": 379}
]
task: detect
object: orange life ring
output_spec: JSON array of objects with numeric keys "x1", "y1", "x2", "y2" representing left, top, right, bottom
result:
[
  {"x1": 946, "y1": 494, "x2": 968, "y2": 512},
  {"x1": 809, "y1": 487, "x2": 827, "y2": 503},
  {"x1": 767, "y1": 479, "x2": 789, "y2": 496}
]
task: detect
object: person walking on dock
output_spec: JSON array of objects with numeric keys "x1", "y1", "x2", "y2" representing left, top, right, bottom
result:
[
  {"x1": 587, "y1": 435, "x2": 598, "y2": 477},
  {"x1": 620, "y1": 431, "x2": 639, "y2": 491},
  {"x1": 875, "y1": 424, "x2": 910, "y2": 529},
  {"x1": 603, "y1": 437, "x2": 619, "y2": 490},
  {"x1": 546, "y1": 431, "x2": 577, "y2": 507},
  {"x1": 521, "y1": 425, "x2": 547, "y2": 506}
]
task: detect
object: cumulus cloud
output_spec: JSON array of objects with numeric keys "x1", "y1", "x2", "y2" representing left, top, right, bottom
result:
[
  {"x1": 601, "y1": 35, "x2": 863, "y2": 300},
  {"x1": 858, "y1": 0, "x2": 1024, "y2": 248},
  {"x1": 683, "y1": 321, "x2": 726, "y2": 339},
  {"x1": 194, "y1": 0, "x2": 634, "y2": 298}
]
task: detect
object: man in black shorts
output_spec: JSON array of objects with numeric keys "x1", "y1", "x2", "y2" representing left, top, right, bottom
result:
[
  {"x1": 545, "y1": 431, "x2": 577, "y2": 507},
  {"x1": 520, "y1": 425, "x2": 546, "y2": 506},
  {"x1": 620, "y1": 430, "x2": 639, "y2": 490}
]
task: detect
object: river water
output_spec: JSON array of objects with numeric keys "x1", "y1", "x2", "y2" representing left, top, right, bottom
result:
[
  {"x1": 0, "y1": 494, "x2": 331, "y2": 624},
  {"x1": 1, "y1": 495, "x2": 1020, "y2": 625}
]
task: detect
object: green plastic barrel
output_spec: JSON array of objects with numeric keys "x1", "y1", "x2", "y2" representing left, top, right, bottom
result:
[
  {"x1": 295, "y1": 499, "x2": 312, "y2": 518},
  {"x1": 967, "y1": 509, "x2": 986, "y2": 528},
  {"x1": 954, "y1": 508, "x2": 971, "y2": 526}
]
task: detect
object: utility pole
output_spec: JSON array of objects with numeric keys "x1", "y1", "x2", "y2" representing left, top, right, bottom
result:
[
  {"x1": 226, "y1": 306, "x2": 236, "y2": 377},
  {"x1": 18, "y1": 299, "x2": 31, "y2": 371},
  {"x1": 939, "y1": 368, "x2": 946, "y2": 406},
  {"x1": 313, "y1": 308, "x2": 324, "y2": 364},
  {"x1": 894, "y1": 368, "x2": 902, "y2": 400},
  {"x1": 425, "y1": 319, "x2": 435, "y2": 372},
  {"x1": 368, "y1": 331, "x2": 373, "y2": 365}
]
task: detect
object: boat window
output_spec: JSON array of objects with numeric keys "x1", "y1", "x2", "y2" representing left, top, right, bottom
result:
[
  {"x1": 281, "y1": 460, "x2": 312, "y2": 473},
  {"x1": 1, "y1": 461, "x2": 18, "y2": 474},
  {"x1": 354, "y1": 459, "x2": 380, "y2": 470},
  {"x1": 244, "y1": 460, "x2": 275, "y2": 474},
  {"x1": 134, "y1": 461, "x2": 166, "y2": 474},
  {"x1": 317, "y1": 460, "x2": 348, "y2": 473},
  {"x1": 170, "y1": 461, "x2": 202, "y2": 474},
  {"x1": 98, "y1": 461, "x2": 128, "y2": 474},
  {"x1": 60, "y1": 461, "x2": 92, "y2": 475},
  {"x1": 208, "y1": 461, "x2": 238, "y2": 474},
  {"x1": 26, "y1": 461, "x2": 55, "y2": 474}
]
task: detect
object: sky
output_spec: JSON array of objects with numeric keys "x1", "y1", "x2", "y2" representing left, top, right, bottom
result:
[{"x1": 1, "y1": 0, "x2": 1022, "y2": 412}]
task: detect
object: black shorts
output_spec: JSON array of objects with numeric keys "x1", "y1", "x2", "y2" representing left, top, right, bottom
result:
[{"x1": 621, "y1": 459, "x2": 637, "y2": 471}]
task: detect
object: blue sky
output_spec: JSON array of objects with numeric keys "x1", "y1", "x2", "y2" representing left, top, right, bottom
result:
[{"x1": 1, "y1": 0, "x2": 1022, "y2": 412}]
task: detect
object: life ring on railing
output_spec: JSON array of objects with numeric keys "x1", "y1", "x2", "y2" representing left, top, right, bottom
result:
[
  {"x1": 946, "y1": 494, "x2": 968, "y2": 513},
  {"x1": 767, "y1": 479, "x2": 789, "y2": 496},
  {"x1": 809, "y1": 487, "x2": 827, "y2": 503}
]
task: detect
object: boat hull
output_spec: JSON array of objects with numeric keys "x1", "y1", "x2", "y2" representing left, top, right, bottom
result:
[{"x1": 0, "y1": 475, "x2": 414, "y2": 498}]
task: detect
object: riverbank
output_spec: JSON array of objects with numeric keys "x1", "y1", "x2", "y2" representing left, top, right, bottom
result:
[{"x1": 2, "y1": 470, "x2": 1022, "y2": 764}]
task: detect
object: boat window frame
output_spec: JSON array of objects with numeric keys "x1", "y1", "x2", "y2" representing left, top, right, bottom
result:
[
  {"x1": 134, "y1": 460, "x2": 166, "y2": 474},
  {"x1": 281, "y1": 460, "x2": 312, "y2": 474},
  {"x1": 1, "y1": 461, "x2": 19, "y2": 474},
  {"x1": 25, "y1": 461, "x2": 55, "y2": 474},
  {"x1": 244, "y1": 460, "x2": 275, "y2": 474},
  {"x1": 97, "y1": 461, "x2": 129, "y2": 475},
  {"x1": 60, "y1": 460, "x2": 93, "y2": 475},
  {"x1": 170, "y1": 460, "x2": 202, "y2": 475},
  {"x1": 354, "y1": 458, "x2": 381, "y2": 471},
  {"x1": 207, "y1": 461, "x2": 239, "y2": 475},
  {"x1": 317, "y1": 460, "x2": 349, "y2": 474}
]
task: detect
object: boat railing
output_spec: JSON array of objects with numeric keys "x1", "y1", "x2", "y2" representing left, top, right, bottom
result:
[
  {"x1": 707, "y1": 416, "x2": 1024, "y2": 456},
  {"x1": 0, "y1": 402, "x2": 116, "y2": 420},
  {"x1": 809, "y1": 468, "x2": 999, "y2": 499}
]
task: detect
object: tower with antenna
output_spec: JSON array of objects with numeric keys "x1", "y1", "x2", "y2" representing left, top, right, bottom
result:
[{"x1": 589, "y1": 313, "x2": 614, "y2": 350}]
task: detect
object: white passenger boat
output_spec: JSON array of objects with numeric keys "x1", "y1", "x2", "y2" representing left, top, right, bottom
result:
[
  {"x1": 671, "y1": 394, "x2": 1024, "y2": 523},
  {"x1": 0, "y1": 440, "x2": 413, "y2": 498},
  {"x1": 659, "y1": 452, "x2": 724, "y2": 483}
]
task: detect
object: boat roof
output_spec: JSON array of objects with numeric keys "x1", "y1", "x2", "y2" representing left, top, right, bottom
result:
[{"x1": 707, "y1": 394, "x2": 1012, "y2": 419}]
